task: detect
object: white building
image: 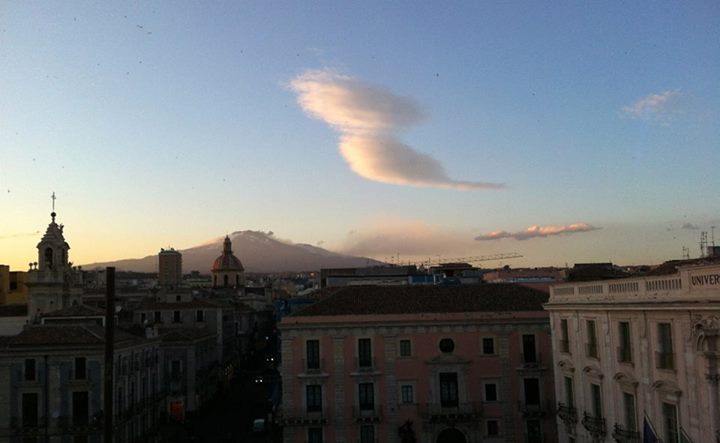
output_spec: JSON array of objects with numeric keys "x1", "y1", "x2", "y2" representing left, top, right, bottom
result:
[{"x1": 545, "y1": 262, "x2": 720, "y2": 443}]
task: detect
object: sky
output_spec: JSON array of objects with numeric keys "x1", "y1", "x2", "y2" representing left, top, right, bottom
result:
[{"x1": 1, "y1": 1, "x2": 719, "y2": 271}]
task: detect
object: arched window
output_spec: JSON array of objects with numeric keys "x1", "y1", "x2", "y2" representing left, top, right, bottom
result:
[
  {"x1": 223, "y1": 275, "x2": 229, "y2": 287},
  {"x1": 213, "y1": 275, "x2": 217, "y2": 287},
  {"x1": 236, "y1": 275, "x2": 240, "y2": 287},
  {"x1": 44, "y1": 248, "x2": 54, "y2": 269}
]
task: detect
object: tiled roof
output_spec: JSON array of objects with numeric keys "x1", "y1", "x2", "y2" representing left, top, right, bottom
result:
[
  {"x1": 138, "y1": 299, "x2": 224, "y2": 310},
  {"x1": 0, "y1": 325, "x2": 149, "y2": 348},
  {"x1": 0, "y1": 304, "x2": 28, "y2": 317},
  {"x1": 41, "y1": 304, "x2": 104, "y2": 318},
  {"x1": 290, "y1": 284, "x2": 549, "y2": 317},
  {"x1": 157, "y1": 327, "x2": 216, "y2": 343}
]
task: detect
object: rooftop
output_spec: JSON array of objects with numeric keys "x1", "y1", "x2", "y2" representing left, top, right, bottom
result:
[
  {"x1": 0, "y1": 325, "x2": 150, "y2": 348},
  {"x1": 290, "y1": 284, "x2": 548, "y2": 317}
]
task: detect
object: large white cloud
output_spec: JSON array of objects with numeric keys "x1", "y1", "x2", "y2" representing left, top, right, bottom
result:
[{"x1": 290, "y1": 69, "x2": 504, "y2": 191}]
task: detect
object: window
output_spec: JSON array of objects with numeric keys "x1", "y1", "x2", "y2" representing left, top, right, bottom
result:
[
  {"x1": 662, "y1": 402, "x2": 678, "y2": 443},
  {"x1": 170, "y1": 360, "x2": 182, "y2": 381},
  {"x1": 564, "y1": 377, "x2": 574, "y2": 407},
  {"x1": 524, "y1": 378, "x2": 540, "y2": 406},
  {"x1": 360, "y1": 425, "x2": 375, "y2": 443},
  {"x1": 140, "y1": 312, "x2": 147, "y2": 324},
  {"x1": 657, "y1": 323, "x2": 674, "y2": 369},
  {"x1": 590, "y1": 383, "x2": 602, "y2": 418},
  {"x1": 484, "y1": 383, "x2": 497, "y2": 402},
  {"x1": 439, "y1": 372, "x2": 458, "y2": 407},
  {"x1": 482, "y1": 337, "x2": 495, "y2": 355},
  {"x1": 154, "y1": 311, "x2": 161, "y2": 323},
  {"x1": 22, "y1": 393, "x2": 38, "y2": 426},
  {"x1": 586, "y1": 320, "x2": 598, "y2": 358},
  {"x1": 399, "y1": 339, "x2": 412, "y2": 357},
  {"x1": 358, "y1": 382, "x2": 374, "y2": 410},
  {"x1": 522, "y1": 334, "x2": 537, "y2": 363},
  {"x1": 74, "y1": 357, "x2": 86, "y2": 380},
  {"x1": 400, "y1": 385, "x2": 414, "y2": 404},
  {"x1": 175, "y1": 295, "x2": 181, "y2": 302},
  {"x1": 526, "y1": 419, "x2": 542, "y2": 443},
  {"x1": 173, "y1": 311, "x2": 181, "y2": 323},
  {"x1": 439, "y1": 337, "x2": 455, "y2": 353},
  {"x1": 308, "y1": 428, "x2": 323, "y2": 443},
  {"x1": 24, "y1": 359, "x2": 36, "y2": 381},
  {"x1": 622, "y1": 392, "x2": 637, "y2": 431},
  {"x1": 195, "y1": 310, "x2": 204, "y2": 322},
  {"x1": 486, "y1": 420, "x2": 499, "y2": 436},
  {"x1": 618, "y1": 321, "x2": 632, "y2": 363},
  {"x1": 306, "y1": 384, "x2": 322, "y2": 412},
  {"x1": 560, "y1": 319, "x2": 570, "y2": 353},
  {"x1": 72, "y1": 391, "x2": 89, "y2": 426},
  {"x1": 306, "y1": 339, "x2": 320, "y2": 370},
  {"x1": 358, "y1": 338, "x2": 372, "y2": 368}
]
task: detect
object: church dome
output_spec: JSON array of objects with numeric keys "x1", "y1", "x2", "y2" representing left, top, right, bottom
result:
[{"x1": 211, "y1": 236, "x2": 244, "y2": 272}]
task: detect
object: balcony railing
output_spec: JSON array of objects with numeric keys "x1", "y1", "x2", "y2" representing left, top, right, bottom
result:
[
  {"x1": 352, "y1": 405, "x2": 383, "y2": 423},
  {"x1": 354, "y1": 356, "x2": 376, "y2": 371},
  {"x1": 518, "y1": 400, "x2": 552, "y2": 418},
  {"x1": 656, "y1": 351, "x2": 675, "y2": 370},
  {"x1": 612, "y1": 423, "x2": 640, "y2": 443},
  {"x1": 581, "y1": 412, "x2": 606, "y2": 438},
  {"x1": 520, "y1": 352, "x2": 542, "y2": 368},
  {"x1": 585, "y1": 343, "x2": 599, "y2": 359},
  {"x1": 557, "y1": 402, "x2": 577, "y2": 424},
  {"x1": 277, "y1": 407, "x2": 328, "y2": 426},
  {"x1": 56, "y1": 416, "x2": 102, "y2": 432},
  {"x1": 418, "y1": 402, "x2": 482, "y2": 423},
  {"x1": 559, "y1": 339, "x2": 570, "y2": 353},
  {"x1": 617, "y1": 346, "x2": 632, "y2": 364},
  {"x1": 302, "y1": 358, "x2": 324, "y2": 373},
  {"x1": 10, "y1": 416, "x2": 48, "y2": 433}
]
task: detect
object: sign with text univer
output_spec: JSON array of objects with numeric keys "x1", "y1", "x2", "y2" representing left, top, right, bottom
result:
[{"x1": 689, "y1": 272, "x2": 720, "y2": 288}]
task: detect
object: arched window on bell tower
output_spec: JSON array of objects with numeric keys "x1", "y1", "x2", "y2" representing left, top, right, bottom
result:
[
  {"x1": 223, "y1": 275, "x2": 229, "y2": 287},
  {"x1": 45, "y1": 248, "x2": 54, "y2": 269}
]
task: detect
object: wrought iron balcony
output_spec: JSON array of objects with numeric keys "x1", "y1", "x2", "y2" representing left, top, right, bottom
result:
[
  {"x1": 276, "y1": 407, "x2": 328, "y2": 426},
  {"x1": 418, "y1": 402, "x2": 482, "y2": 423},
  {"x1": 9, "y1": 416, "x2": 48, "y2": 433},
  {"x1": 556, "y1": 402, "x2": 577, "y2": 424},
  {"x1": 352, "y1": 405, "x2": 383, "y2": 423},
  {"x1": 612, "y1": 423, "x2": 640, "y2": 443},
  {"x1": 518, "y1": 400, "x2": 552, "y2": 418},
  {"x1": 581, "y1": 412, "x2": 606, "y2": 439}
]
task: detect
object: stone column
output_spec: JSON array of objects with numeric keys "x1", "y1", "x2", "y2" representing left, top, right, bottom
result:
[
  {"x1": 383, "y1": 334, "x2": 398, "y2": 443},
  {"x1": 498, "y1": 333, "x2": 516, "y2": 443},
  {"x1": 333, "y1": 336, "x2": 346, "y2": 443}
]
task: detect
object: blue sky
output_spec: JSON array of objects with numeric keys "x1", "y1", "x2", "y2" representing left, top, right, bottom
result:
[{"x1": 1, "y1": 1, "x2": 719, "y2": 270}]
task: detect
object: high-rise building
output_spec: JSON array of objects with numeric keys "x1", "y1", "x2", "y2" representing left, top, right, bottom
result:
[{"x1": 158, "y1": 248, "x2": 182, "y2": 288}]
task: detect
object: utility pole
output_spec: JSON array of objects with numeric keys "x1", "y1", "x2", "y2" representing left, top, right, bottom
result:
[{"x1": 104, "y1": 267, "x2": 115, "y2": 443}]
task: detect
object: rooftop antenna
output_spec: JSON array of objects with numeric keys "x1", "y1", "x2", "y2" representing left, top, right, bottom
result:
[
  {"x1": 682, "y1": 246, "x2": 690, "y2": 260},
  {"x1": 700, "y1": 231, "x2": 708, "y2": 258},
  {"x1": 51, "y1": 192, "x2": 56, "y2": 212}
]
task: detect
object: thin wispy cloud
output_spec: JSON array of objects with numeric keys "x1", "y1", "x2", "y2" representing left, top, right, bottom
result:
[
  {"x1": 0, "y1": 231, "x2": 40, "y2": 240},
  {"x1": 622, "y1": 90, "x2": 681, "y2": 121},
  {"x1": 290, "y1": 69, "x2": 504, "y2": 191},
  {"x1": 681, "y1": 222, "x2": 700, "y2": 230},
  {"x1": 475, "y1": 223, "x2": 600, "y2": 241}
]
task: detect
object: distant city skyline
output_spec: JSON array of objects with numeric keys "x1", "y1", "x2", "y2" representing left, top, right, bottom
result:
[{"x1": 1, "y1": 2, "x2": 718, "y2": 270}]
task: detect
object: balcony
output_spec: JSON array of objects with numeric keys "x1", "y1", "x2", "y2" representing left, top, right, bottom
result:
[
  {"x1": 617, "y1": 346, "x2": 633, "y2": 364},
  {"x1": 581, "y1": 412, "x2": 606, "y2": 439},
  {"x1": 520, "y1": 352, "x2": 542, "y2": 368},
  {"x1": 10, "y1": 416, "x2": 47, "y2": 434},
  {"x1": 352, "y1": 405, "x2": 383, "y2": 423},
  {"x1": 302, "y1": 358, "x2": 325, "y2": 374},
  {"x1": 612, "y1": 423, "x2": 640, "y2": 443},
  {"x1": 558, "y1": 339, "x2": 570, "y2": 354},
  {"x1": 556, "y1": 402, "x2": 577, "y2": 424},
  {"x1": 655, "y1": 351, "x2": 675, "y2": 370},
  {"x1": 277, "y1": 407, "x2": 328, "y2": 427},
  {"x1": 518, "y1": 400, "x2": 552, "y2": 418},
  {"x1": 354, "y1": 356, "x2": 376, "y2": 371},
  {"x1": 585, "y1": 343, "x2": 599, "y2": 359},
  {"x1": 418, "y1": 402, "x2": 482, "y2": 423},
  {"x1": 56, "y1": 416, "x2": 102, "y2": 433}
]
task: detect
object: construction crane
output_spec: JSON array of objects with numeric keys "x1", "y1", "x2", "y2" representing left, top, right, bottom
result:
[{"x1": 419, "y1": 253, "x2": 523, "y2": 267}]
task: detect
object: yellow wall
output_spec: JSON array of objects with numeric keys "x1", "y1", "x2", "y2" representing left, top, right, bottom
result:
[{"x1": 0, "y1": 266, "x2": 28, "y2": 305}]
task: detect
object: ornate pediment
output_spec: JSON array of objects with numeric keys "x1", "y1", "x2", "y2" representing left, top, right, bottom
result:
[
  {"x1": 613, "y1": 371, "x2": 639, "y2": 390},
  {"x1": 651, "y1": 379, "x2": 682, "y2": 396},
  {"x1": 582, "y1": 365, "x2": 604, "y2": 380},
  {"x1": 557, "y1": 359, "x2": 575, "y2": 373}
]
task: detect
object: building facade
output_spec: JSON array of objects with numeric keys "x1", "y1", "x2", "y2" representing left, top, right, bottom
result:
[
  {"x1": 279, "y1": 285, "x2": 557, "y2": 443},
  {"x1": 0, "y1": 325, "x2": 163, "y2": 443},
  {"x1": 545, "y1": 263, "x2": 720, "y2": 443}
]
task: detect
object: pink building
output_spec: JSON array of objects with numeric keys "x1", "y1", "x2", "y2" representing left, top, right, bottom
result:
[{"x1": 279, "y1": 284, "x2": 557, "y2": 443}]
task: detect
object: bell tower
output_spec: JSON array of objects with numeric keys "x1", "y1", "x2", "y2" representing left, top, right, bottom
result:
[{"x1": 26, "y1": 194, "x2": 82, "y2": 321}]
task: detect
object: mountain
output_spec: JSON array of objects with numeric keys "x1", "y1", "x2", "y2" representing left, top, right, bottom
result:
[{"x1": 82, "y1": 230, "x2": 383, "y2": 273}]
